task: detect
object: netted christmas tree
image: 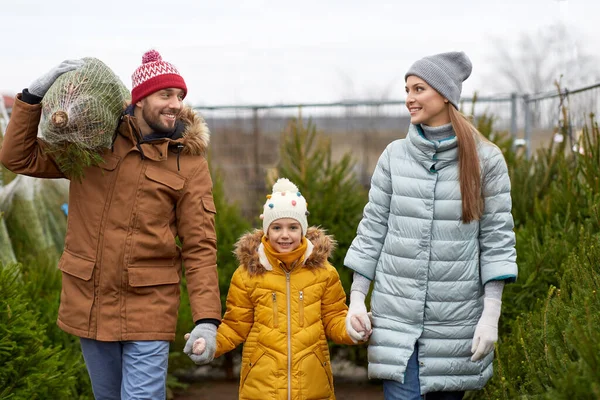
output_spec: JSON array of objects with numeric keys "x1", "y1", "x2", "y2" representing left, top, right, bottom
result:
[
  {"x1": 0, "y1": 175, "x2": 69, "y2": 261},
  {"x1": 40, "y1": 57, "x2": 130, "y2": 181}
]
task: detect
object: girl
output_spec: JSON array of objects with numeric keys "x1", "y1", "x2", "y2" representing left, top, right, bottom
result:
[
  {"x1": 344, "y1": 52, "x2": 517, "y2": 399},
  {"x1": 187, "y1": 178, "x2": 370, "y2": 400}
]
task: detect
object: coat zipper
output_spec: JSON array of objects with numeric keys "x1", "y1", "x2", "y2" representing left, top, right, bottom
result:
[
  {"x1": 299, "y1": 290, "x2": 304, "y2": 327},
  {"x1": 272, "y1": 292, "x2": 279, "y2": 328},
  {"x1": 286, "y1": 272, "x2": 292, "y2": 400}
]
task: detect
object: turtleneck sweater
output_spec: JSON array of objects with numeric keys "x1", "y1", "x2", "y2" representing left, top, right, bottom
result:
[{"x1": 420, "y1": 122, "x2": 455, "y2": 142}]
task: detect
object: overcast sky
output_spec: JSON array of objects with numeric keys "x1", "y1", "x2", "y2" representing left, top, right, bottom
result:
[{"x1": 1, "y1": 0, "x2": 598, "y2": 106}]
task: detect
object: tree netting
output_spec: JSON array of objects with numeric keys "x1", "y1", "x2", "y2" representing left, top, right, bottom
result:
[
  {"x1": 0, "y1": 213, "x2": 15, "y2": 266},
  {"x1": 40, "y1": 57, "x2": 130, "y2": 180},
  {"x1": 0, "y1": 175, "x2": 69, "y2": 260}
]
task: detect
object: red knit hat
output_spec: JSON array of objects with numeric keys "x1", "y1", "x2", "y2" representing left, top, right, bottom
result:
[{"x1": 131, "y1": 50, "x2": 187, "y2": 105}]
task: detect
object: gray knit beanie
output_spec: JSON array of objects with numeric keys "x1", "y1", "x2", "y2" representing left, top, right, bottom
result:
[{"x1": 404, "y1": 51, "x2": 472, "y2": 109}]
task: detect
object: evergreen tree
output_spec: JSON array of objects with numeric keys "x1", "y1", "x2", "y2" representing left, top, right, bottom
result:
[
  {"x1": 273, "y1": 117, "x2": 368, "y2": 291},
  {"x1": 0, "y1": 263, "x2": 91, "y2": 399}
]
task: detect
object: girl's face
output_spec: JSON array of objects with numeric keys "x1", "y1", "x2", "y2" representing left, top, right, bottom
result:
[
  {"x1": 267, "y1": 218, "x2": 302, "y2": 253},
  {"x1": 405, "y1": 76, "x2": 451, "y2": 127}
]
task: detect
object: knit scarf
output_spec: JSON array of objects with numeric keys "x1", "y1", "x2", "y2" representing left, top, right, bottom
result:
[{"x1": 261, "y1": 236, "x2": 308, "y2": 271}]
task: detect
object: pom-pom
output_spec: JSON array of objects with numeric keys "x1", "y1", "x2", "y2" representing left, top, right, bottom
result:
[
  {"x1": 142, "y1": 49, "x2": 162, "y2": 64},
  {"x1": 272, "y1": 178, "x2": 298, "y2": 193}
]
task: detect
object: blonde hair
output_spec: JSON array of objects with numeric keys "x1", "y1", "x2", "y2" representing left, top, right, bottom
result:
[{"x1": 448, "y1": 106, "x2": 487, "y2": 223}]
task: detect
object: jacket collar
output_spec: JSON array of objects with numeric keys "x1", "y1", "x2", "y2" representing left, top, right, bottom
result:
[
  {"x1": 234, "y1": 227, "x2": 336, "y2": 276},
  {"x1": 406, "y1": 124, "x2": 458, "y2": 172},
  {"x1": 117, "y1": 105, "x2": 210, "y2": 162}
]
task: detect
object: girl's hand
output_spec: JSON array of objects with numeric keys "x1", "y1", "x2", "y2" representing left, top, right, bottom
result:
[
  {"x1": 184, "y1": 333, "x2": 207, "y2": 355},
  {"x1": 350, "y1": 315, "x2": 373, "y2": 341}
]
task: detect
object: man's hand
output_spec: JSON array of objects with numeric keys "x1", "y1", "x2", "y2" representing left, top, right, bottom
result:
[
  {"x1": 346, "y1": 291, "x2": 372, "y2": 343},
  {"x1": 471, "y1": 298, "x2": 502, "y2": 361},
  {"x1": 183, "y1": 323, "x2": 217, "y2": 365},
  {"x1": 29, "y1": 59, "x2": 85, "y2": 98}
]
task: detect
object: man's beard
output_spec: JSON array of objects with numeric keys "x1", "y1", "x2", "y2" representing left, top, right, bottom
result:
[{"x1": 142, "y1": 108, "x2": 178, "y2": 134}]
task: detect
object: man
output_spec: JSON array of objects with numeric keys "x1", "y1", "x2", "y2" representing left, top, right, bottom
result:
[{"x1": 0, "y1": 50, "x2": 220, "y2": 399}]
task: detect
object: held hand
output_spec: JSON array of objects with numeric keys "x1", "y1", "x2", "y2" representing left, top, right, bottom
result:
[
  {"x1": 29, "y1": 59, "x2": 85, "y2": 98},
  {"x1": 184, "y1": 333, "x2": 207, "y2": 355},
  {"x1": 471, "y1": 298, "x2": 502, "y2": 361},
  {"x1": 183, "y1": 323, "x2": 217, "y2": 365},
  {"x1": 350, "y1": 315, "x2": 373, "y2": 341},
  {"x1": 346, "y1": 291, "x2": 371, "y2": 343}
]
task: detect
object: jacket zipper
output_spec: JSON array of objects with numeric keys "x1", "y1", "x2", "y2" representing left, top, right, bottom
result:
[
  {"x1": 286, "y1": 272, "x2": 292, "y2": 400},
  {"x1": 272, "y1": 292, "x2": 279, "y2": 328},
  {"x1": 299, "y1": 290, "x2": 304, "y2": 327}
]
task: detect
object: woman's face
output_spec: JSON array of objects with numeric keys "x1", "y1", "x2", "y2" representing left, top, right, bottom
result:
[{"x1": 405, "y1": 76, "x2": 451, "y2": 127}]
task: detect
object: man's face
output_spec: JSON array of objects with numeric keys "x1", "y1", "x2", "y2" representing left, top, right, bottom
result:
[{"x1": 136, "y1": 88, "x2": 185, "y2": 135}]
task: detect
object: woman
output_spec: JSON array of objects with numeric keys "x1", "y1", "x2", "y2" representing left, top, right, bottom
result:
[{"x1": 343, "y1": 52, "x2": 517, "y2": 400}]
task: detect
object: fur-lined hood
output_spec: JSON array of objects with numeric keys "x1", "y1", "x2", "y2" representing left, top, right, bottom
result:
[
  {"x1": 177, "y1": 105, "x2": 210, "y2": 156},
  {"x1": 122, "y1": 104, "x2": 210, "y2": 157},
  {"x1": 234, "y1": 226, "x2": 336, "y2": 276}
]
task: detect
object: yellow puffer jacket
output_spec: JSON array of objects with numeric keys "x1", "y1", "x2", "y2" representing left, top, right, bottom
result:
[{"x1": 215, "y1": 227, "x2": 355, "y2": 400}]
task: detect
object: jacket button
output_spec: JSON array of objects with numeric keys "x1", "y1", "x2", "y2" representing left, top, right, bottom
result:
[
  {"x1": 420, "y1": 362, "x2": 424, "y2": 366},
  {"x1": 323, "y1": 362, "x2": 327, "y2": 366},
  {"x1": 249, "y1": 362, "x2": 252, "y2": 366}
]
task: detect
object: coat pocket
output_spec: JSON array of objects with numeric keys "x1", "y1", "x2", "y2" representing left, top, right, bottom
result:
[
  {"x1": 57, "y1": 251, "x2": 95, "y2": 330},
  {"x1": 126, "y1": 266, "x2": 180, "y2": 333},
  {"x1": 128, "y1": 210, "x2": 178, "y2": 267},
  {"x1": 298, "y1": 347, "x2": 333, "y2": 400},
  {"x1": 240, "y1": 345, "x2": 277, "y2": 397},
  {"x1": 201, "y1": 196, "x2": 217, "y2": 241},
  {"x1": 135, "y1": 166, "x2": 185, "y2": 215}
]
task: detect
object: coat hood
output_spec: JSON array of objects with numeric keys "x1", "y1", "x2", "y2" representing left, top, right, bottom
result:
[
  {"x1": 123, "y1": 104, "x2": 210, "y2": 157},
  {"x1": 177, "y1": 105, "x2": 210, "y2": 156},
  {"x1": 234, "y1": 226, "x2": 336, "y2": 276}
]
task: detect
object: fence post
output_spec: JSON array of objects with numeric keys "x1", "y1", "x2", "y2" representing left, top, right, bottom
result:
[
  {"x1": 510, "y1": 93, "x2": 518, "y2": 141},
  {"x1": 252, "y1": 107, "x2": 263, "y2": 197},
  {"x1": 523, "y1": 94, "x2": 531, "y2": 159}
]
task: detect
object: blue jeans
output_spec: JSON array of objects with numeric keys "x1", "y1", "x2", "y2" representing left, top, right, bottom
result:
[
  {"x1": 382, "y1": 347, "x2": 465, "y2": 400},
  {"x1": 80, "y1": 338, "x2": 170, "y2": 400}
]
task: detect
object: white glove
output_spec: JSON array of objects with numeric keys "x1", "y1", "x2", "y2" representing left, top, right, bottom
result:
[
  {"x1": 183, "y1": 323, "x2": 217, "y2": 365},
  {"x1": 471, "y1": 298, "x2": 502, "y2": 361},
  {"x1": 345, "y1": 291, "x2": 372, "y2": 343},
  {"x1": 29, "y1": 59, "x2": 85, "y2": 98}
]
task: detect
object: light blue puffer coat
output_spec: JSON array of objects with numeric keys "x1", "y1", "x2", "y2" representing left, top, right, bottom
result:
[{"x1": 344, "y1": 124, "x2": 517, "y2": 394}]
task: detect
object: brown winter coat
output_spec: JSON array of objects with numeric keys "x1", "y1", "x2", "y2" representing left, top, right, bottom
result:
[{"x1": 0, "y1": 95, "x2": 221, "y2": 341}]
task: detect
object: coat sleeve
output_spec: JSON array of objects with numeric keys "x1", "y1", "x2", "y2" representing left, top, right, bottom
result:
[
  {"x1": 0, "y1": 95, "x2": 65, "y2": 178},
  {"x1": 479, "y1": 148, "x2": 518, "y2": 284},
  {"x1": 344, "y1": 145, "x2": 392, "y2": 280},
  {"x1": 176, "y1": 159, "x2": 222, "y2": 322},
  {"x1": 215, "y1": 268, "x2": 254, "y2": 358},
  {"x1": 321, "y1": 265, "x2": 355, "y2": 345}
]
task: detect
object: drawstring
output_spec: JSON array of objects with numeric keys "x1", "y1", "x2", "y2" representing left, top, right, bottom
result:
[
  {"x1": 177, "y1": 144, "x2": 183, "y2": 171},
  {"x1": 111, "y1": 115, "x2": 126, "y2": 152}
]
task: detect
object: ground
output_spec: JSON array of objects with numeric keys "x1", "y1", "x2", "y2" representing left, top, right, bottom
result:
[
  {"x1": 171, "y1": 354, "x2": 384, "y2": 400},
  {"x1": 172, "y1": 378, "x2": 384, "y2": 400}
]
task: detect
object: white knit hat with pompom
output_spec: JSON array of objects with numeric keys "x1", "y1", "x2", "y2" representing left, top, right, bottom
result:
[{"x1": 260, "y1": 178, "x2": 308, "y2": 235}]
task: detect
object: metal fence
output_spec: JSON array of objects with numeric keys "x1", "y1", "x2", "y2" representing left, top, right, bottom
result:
[
  {"x1": 193, "y1": 82, "x2": 600, "y2": 215},
  {"x1": 521, "y1": 82, "x2": 600, "y2": 157}
]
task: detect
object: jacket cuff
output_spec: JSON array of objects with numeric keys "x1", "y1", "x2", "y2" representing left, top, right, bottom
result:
[
  {"x1": 21, "y1": 89, "x2": 43, "y2": 105},
  {"x1": 195, "y1": 318, "x2": 221, "y2": 327}
]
